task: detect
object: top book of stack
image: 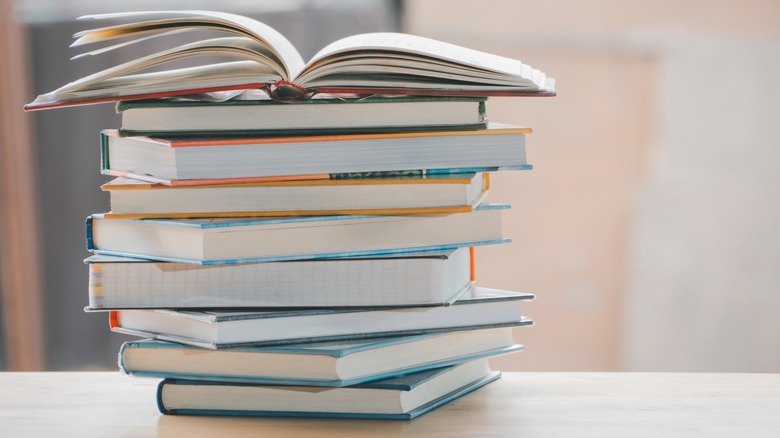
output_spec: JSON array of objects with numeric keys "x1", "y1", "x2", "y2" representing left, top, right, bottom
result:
[{"x1": 24, "y1": 10, "x2": 555, "y2": 111}]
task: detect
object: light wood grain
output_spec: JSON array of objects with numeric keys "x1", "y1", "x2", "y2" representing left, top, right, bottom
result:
[{"x1": 1, "y1": 372, "x2": 779, "y2": 437}]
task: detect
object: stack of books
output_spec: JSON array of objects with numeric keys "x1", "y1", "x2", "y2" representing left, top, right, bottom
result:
[{"x1": 26, "y1": 11, "x2": 554, "y2": 420}]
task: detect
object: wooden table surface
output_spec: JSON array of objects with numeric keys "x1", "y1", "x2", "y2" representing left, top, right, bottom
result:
[{"x1": 1, "y1": 371, "x2": 779, "y2": 437}]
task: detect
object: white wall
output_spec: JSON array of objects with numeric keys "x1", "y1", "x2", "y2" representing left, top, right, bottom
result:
[
  {"x1": 623, "y1": 35, "x2": 780, "y2": 371},
  {"x1": 405, "y1": 0, "x2": 780, "y2": 371}
]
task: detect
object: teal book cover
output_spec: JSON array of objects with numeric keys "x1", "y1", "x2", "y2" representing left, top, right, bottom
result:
[
  {"x1": 109, "y1": 287, "x2": 534, "y2": 349},
  {"x1": 119, "y1": 335, "x2": 523, "y2": 386},
  {"x1": 85, "y1": 204, "x2": 512, "y2": 265},
  {"x1": 156, "y1": 363, "x2": 502, "y2": 419}
]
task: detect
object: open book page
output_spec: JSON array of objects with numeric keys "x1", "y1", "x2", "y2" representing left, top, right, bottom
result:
[
  {"x1": 30, "y1": 61, "x2": 278, "y2": 107},
  {"x1": 297, "y1": 59, "x2": 532, "y2": 90},
  {"x1": 74, "y1": 10, "x2": 305, "y2": 78},
  {"x1": 298, "y1": 32, "x2": 551, "y2": 90},
  {"x1": 55, "y1": 37, "x2": 284, "y2": 95},
  {"x1": 25, "y1": 11, "x2": 555, "y2": 110}
]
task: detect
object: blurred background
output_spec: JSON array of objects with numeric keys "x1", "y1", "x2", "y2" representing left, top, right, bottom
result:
[{"x1": 1, "y1": 0, "x2": 778, "y2": 372}]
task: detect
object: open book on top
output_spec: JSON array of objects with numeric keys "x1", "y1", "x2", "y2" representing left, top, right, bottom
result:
[{"x1": 24, "y1": 10, "x2": 555, "y2": 110}]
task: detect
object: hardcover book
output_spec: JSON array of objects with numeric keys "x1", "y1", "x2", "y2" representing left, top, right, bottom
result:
[
  {"x1": 86, "y1": 204, "x2": 510, "y2": 265},
  {"x1": 86, "y1": 248, "x2": 473, "y2": 310},
  {"x1": 156, "y1": 359, "x2": 500, "y2": 419},
  {"x1": 101, "y1": 172, "x2": 490, "y2": 219},
  {"x1": 116, "y1": 96, "x2": 488, "y2": 136},
  {"x1": 99, "y1": 124, "x2": 530, "y2": 184},
  {"x1": 24, "y1": 10, "x2": 555, "y2": 110},
  {"x1": 119, "y1": 327, "x2": 521, "y2": 386},
  {"x1": 108, "y1": 287, "x2": 534, "y2": 349}
]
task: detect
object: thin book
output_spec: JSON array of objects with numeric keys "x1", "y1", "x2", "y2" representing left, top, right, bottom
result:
[
  {"x1": 86, "y1": 248, "x2": 474, "y2": 310},
  {"x1": 100, "y1": 172, "x2": 490, "y2": 219},
  {"x1": 119, "y1": 327, "x2": 521, "y2": 386},
  {"x1": 108, "y1": 287, "x2": 534, "y2": 349},
  {"x1": 116, "y1": 96, "x2": 488, "y2": 136},
  {"x1": 99, "y1": 124, "x2": 531, "y2": 185},
  {"x1": 86, "y1": 204, "x2": 510, "y2": 265},
  {"x1": 156, "y1": 359, "x2": 500, "y2": 420}
]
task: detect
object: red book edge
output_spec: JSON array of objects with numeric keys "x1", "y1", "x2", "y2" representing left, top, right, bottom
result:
[
  {"x1": 109, "y1": 310, "x2": 119, "y2": 330},
  {"x1": 24, "y1": 84, "x2": 555, "y2": 111}
]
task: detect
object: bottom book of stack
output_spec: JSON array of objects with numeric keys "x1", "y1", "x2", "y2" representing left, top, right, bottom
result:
[
  {"x1": 157, "y1": 359, "x2": 498, "y2": 419},
  {"x1": 111, "y1": 287, "x2": 533, "y2": 419}
]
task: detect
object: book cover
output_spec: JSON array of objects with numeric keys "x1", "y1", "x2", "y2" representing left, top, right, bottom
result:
[
  {"x1": 100, "y1": 172, "x2": 489, "y2": 218},
  {"x1": 102, "y1": 165, "x2": 531, "y2": 188},
  {"x1": 118, "y1": 327, "x2": 522, "y2": 386},
  {"x1": 155, "y1": 359, "x2": 501, "y2": 419},
  {"x1": 86, "y1": 248, "x2": 474, "y2": 309},
  {"x1": 116, "y1": 95, "x2": 488, "y2": 136},
  {"x1": 108, "y1": 287, "x2": 535, "y2": 349},
  {"x1": 98, "y1": 124, "x2": 530, "y2": 182},
  {"x1": 85, "y1": 204, "x2": 511, "y2": 265}
]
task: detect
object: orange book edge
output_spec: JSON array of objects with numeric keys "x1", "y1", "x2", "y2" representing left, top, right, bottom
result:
[
  {"x1": 469, "y1": 247, "x2": 477, "y2": 282},
  {"x1": 108, "y1": 311, "x2": 119, "y2": 330},
  {"x1": 102, "y1": 204, "x2": 477, "y2": 219},
  {"x1": 102, "y1": 174, "x2": 479, "y2": 191}
]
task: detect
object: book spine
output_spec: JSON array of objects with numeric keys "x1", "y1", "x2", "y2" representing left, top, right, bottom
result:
[
  {"x1": 100, "y1": 131, "x2": 111, "y2": 174},
  {"x1": 117, "y1": 341, "x2": 131, "y2": 375},
  {"x1": 85, "y1": 216, "x2": 95, "y2": 251},
  {"x1": 156, "y1": 379, "x2": 172, "y2": 415}
]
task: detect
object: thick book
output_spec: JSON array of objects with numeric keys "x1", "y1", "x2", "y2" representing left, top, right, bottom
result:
[
  {"x1": 86, "y1": 248, "x2": 473, "y2": 310},
  {"x1": 108, "y1": 287, "x2": 534, "y2": 349},
  {"x1": 116, "y1": 96, "x2": 488, "y2": 136},
  {"x1": 24, "y1": 10, "x2": 555, "y2": 111},
  {"x1": 86, "y1": 204, "x2": 510, "y2": 265},
  {"x1": 99, "y1": 124, "x2": 530, "y2": 185},
  {"x1": 101, "y1": 172, "x2": 490, "y2": 219},
  {"x1": 119, "y1": 327, "x2": 521, "y2": 386},
  {"x1": 156, "y1": 359, "x2": 500, "y2": 419}
]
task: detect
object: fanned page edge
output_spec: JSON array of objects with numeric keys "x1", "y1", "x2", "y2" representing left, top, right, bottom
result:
[
  {"x1": 23, "y1": 11, "x2": 306, "y2": 110},
  {"x1": 55, "y1": 38, "x2": 285, "y2": 93},
  {"x1": 75, "y1": 10, "x2": 305, "y2": 76},
  {"x1": 24, "y1": 61, "x2": 279, "y2": 111}
]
